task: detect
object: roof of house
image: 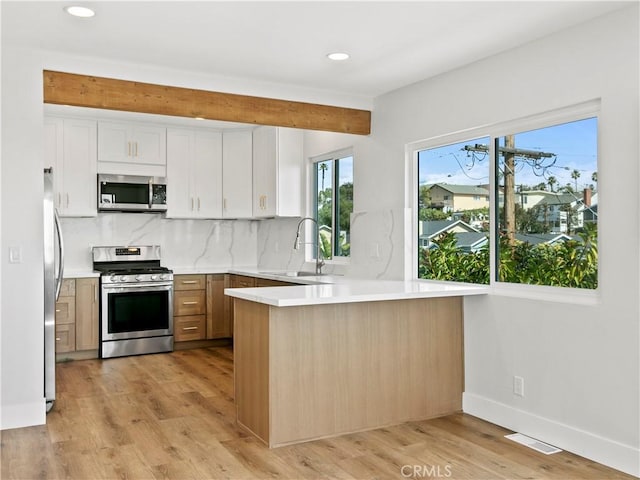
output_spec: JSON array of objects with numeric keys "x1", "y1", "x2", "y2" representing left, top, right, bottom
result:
[
  {"x1": 453, "y1": 232, "x2": 489, "y2": 249},
  {"x1": 420, "y1": 219, "x2": 479, "y2": 237},
  {"x1": 536, "y1": 193, "x2": 581, "y2": 206},
  {"x1": 514, "y1": 233, "x2": 572, "y2": 245},
  {"x1": 427, "y1": 183, "x2": 490, "y2": 196}
]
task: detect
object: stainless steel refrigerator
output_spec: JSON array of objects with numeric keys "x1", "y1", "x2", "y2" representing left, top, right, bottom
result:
[{"x1": 43, "y1": 167, "x2": 64, "y2": 413}]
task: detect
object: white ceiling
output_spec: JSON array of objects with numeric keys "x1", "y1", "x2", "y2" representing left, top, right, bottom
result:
[{"x1": 1, "y1": 1, "x2": 631, "y2": 103}]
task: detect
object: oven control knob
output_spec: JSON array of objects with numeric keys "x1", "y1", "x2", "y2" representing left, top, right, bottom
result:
[
  {"x1": 110, "y1": 275, "x2": 120, "y2": 283},
  {"x1": 135, "y1": 275, "x2": 143, "y2": 282},
  {"x1": 151, "y1": 274, "x2": 159, "y2": 281},
  {"x1": 161, "y1": 274, "x2": 170, "y2": 281}
]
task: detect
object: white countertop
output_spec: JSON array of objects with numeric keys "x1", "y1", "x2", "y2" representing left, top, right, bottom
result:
[{"x1": 225, "y1": 277, "x2": 488, "y2": 307}]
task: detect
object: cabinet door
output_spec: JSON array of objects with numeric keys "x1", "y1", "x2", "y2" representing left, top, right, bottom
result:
[
  {"x1": 98, "y1": 121, "x2": 166, "y2": 174},
  {"x1": 166, "y1": 128, "x2": 194, "y2": 217},
  {"x1": 193, "y1": 130, "x2": 223, "y2": 218},
  {"x1": 252, "y1": 126, "x2": 278, "y2": 217},
  {"x1": 206, "y1": 274, "x2": 229, "y2": 339},
  {"x1": 132, "y1": 124, "x2": 166, "y2": 166},
  {"x1": 97, "y1": 121, "x2": 130, "y2": 163},
  {"x1": 61, "y1": 118, "x2": 97, "y2": 217},
  {"x1": 222, "y1": 130, "x2": 253, "y2": 218},
  {"x1": 75, "y1": 278, "x2": 99, "y2": 351},
  {"x1": 44, "y1": 117, "x2": 64, "y2": 209}
]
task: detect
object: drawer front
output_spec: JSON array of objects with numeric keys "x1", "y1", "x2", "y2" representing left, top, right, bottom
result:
[
  {"x1": 174, "y1": 315, "x2": 206, "y2": 342},
  {"x1": 55, "y1": 297, "x2": 76, "y2": 325},
  {"x1": 59, "y1": 279, "x2": 76, "y2": 297},
  {"x1": 231, "y1": 275, "x2": 256, "y2": 288},
  {"x1": 174, "y1": 290, "x2": 206, "y2": 316},
  {"x1": 55, "y1": 324, "x2": 76, "y2": 353},
  {"x1": 174, "y1": 275, "x2": 206, "y2": 291}
]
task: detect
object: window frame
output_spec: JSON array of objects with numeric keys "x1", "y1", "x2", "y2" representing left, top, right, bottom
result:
[
  {"x1": 309, "y1": 147, "x2": 354, "y2": 265},
  {"x1": 409, "y1": 100, "x2": 601, "y2": 305}
]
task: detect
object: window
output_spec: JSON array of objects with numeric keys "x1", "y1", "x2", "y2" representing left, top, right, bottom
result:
[
  {"x1": 417, "y1": 137, "x2": 491, "y2": 284},
  {"x1": 314, "y1": 152, "x2": 353, "y2": 260},
  {"x1": 495, "y1": 117, "x2": 598, "y2": 289},
  {"x1": 413, "y1": 103, "x2": 599, "y2": 292}
]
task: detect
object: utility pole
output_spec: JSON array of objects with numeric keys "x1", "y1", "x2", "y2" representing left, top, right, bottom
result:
[
  {"x1": 463, "y1": 141, "x2": 555, "y2": 247},
  {"x1": 504, "y1": 135, "x2": 516, "y2": 246}
]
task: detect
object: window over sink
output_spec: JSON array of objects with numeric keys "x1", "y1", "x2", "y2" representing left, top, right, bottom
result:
[{"x1": 312, "y1": 149, "x2": 353, "y2": 261}]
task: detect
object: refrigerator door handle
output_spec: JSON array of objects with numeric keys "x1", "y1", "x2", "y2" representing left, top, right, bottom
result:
[{"x1": 54, "y1": 208, "x2": 64, "y2": 300}]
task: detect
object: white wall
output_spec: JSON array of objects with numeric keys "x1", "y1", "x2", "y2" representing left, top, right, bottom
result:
[{"x1": 309, "y1": 6, "x2": 640, "y2": 475}]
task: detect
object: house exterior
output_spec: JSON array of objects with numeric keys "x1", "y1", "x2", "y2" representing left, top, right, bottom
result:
[
  {"x1": 426, "y1": 183, "x2": 490, "y2": 213},
  {"x1": 419, "y1": 219, "x2": 488, "y2": 252}
]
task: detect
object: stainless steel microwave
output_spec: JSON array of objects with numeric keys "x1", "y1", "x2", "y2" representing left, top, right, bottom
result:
[{"x1": 98, "y1": 174, "x2": 167, "y2": 212}]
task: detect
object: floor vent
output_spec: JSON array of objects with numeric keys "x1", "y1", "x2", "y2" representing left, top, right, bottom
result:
[{"x1": 504, "y1": 433, "x2": 562, "y2": 455}]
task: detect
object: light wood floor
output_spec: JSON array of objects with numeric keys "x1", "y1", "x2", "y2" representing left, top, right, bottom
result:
[{"x1": 0, "y1": 346, "x2": 633, "y2": 480}]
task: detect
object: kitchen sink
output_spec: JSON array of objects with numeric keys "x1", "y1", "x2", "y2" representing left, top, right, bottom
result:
[{"x1": 259, "y1": 270, "x2": 330, "y2": 277}]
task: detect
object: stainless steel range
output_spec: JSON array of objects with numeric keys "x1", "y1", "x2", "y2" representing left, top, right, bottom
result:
[{"x1": 92, "y1": 245, "x2": 173, "y2": 359}]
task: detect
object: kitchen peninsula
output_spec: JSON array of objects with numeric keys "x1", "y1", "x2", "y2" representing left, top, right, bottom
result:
[{"x1": 226, "y1": 277, "x2": 487, "y2": 447}]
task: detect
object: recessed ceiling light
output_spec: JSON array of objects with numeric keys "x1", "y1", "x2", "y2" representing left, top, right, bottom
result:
[
  {"x1": 64, "y1": 6, "x2": 95, "y2": 18},
  {"x1": 327, "y1": 52, "x2": 350, "y2": 61}
]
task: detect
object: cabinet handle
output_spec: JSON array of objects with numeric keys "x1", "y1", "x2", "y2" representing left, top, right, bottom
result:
[
  {"x1": 66, "y1": 193, "x2": 69, "y2": 208},
  {"x1": 183, "y1": 301, "x2": 198, "y2": 305},
  {"x1": 128, "y1": 141, "x2": 131, "y2": 157},
  {"x1": 191, "y1": 198, "x2": 194, "y2": 211},
  {"x1": 181, "y1": 280, "x2": 198, "y2": 284},
  {"x1": 55, "y1": 309, "x2": 61, "y2": 313},
  {"x1": 223, "y1": 198, "x2": 227, "y2": 211},
  {"x1": 197, "y1": 197, "x2": 200, "y2": 211},
  {"x1": 134, "y1": 142, "x2": 138, "y2": 157},
  {"x1": 56, "y1": 337, "x2": 61, "y2": 341},
  {"x1": 94, "y1": 283, "x2": 98, "y2": 303},
  {"x1": 182, "y1": 326, "x2": 198, "y2": 331}
]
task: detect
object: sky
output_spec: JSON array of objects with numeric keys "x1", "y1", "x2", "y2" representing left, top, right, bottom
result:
[{"x1": 418, "y1": 117, "x2": 598, "y2": 191}]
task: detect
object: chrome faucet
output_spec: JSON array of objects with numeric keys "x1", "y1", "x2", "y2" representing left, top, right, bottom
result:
[{"x1": 293, "y1": 217, "x2": 325, "y2": 274}]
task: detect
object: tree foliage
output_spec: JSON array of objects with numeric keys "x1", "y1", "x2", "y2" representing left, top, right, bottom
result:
[{"x1": 418, "y1": 223, "x2": 598, "y2": 289}]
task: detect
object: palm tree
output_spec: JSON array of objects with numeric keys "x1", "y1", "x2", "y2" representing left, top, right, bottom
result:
[
  {"x1": 547, "y1": 176, "x2": 557, "y2": 192},
  {"x1": 591, "y1": 171, "x2": 598, "y2": 184},
  {"x1": 571, "y1": 169, "x2": 581, "y2": 191},
  {"x1": 319, "y1": 162, "x2": 328, "y2": 191}
]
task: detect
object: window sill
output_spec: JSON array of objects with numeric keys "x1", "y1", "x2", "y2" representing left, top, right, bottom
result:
[{"x1": 490, "y1": 282, "x2": 601, "y2": 306}]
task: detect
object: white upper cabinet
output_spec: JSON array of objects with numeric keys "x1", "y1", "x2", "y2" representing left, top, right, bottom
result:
[
  {"x1": 166, "y1": 127, "x2": 223, "y2": 219},
  {"x1": 252, "y1": 126, "x2": 303, "y2": 218},
  {"x1": 222, "y1": 130, "x2": 253, "y2": 218},
  {"x1": 44, "y1": 116, "x2": 97, "y2": 217},
  {"x1": 97, "y1": 121, "x2": 166, "y2": 176}
]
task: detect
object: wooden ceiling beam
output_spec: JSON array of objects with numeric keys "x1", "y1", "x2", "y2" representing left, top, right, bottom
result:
[{"x1": 43, "y1": 70, "x2": 371, "y2": 135}]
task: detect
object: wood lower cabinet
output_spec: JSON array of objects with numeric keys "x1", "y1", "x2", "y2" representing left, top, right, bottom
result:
[
  {"x1": 228, "y1": 275, "x2": 257, "y2": 338},
  {"x1": 55, "y1": 280, "x2": 76, "y2": 353},
  {"x1": 75, "y1": 278, "x2": 99, "y2": 351},
  {"x1": 55, "y1": 277, "x2": 99, "y2": 355},
  {"x1": 174, "y1": 275, "x2": 207, "y2": 342},
  {"x1": 206, "y1": 274, "x2": 230, "y2": 339}
]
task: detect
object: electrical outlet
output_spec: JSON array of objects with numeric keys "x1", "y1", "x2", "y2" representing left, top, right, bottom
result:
[
  {"x1": 369, "y1": 242, "x2": 380, "y2": 258},
  {"x1": 9, "y1": 246, "x2": 22, "y2": 264},
  {"x1": 514, "y1": 376, "x2": 525, "y2": 397}
]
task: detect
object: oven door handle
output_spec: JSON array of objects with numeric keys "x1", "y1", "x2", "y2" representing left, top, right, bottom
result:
[{"x1": 102, "y1": 282, "x2": 173, "y2": 290}]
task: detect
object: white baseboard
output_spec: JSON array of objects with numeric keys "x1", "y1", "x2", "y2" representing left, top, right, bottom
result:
[
  {"x1": 0, "y1": 398, "x2": 46, "y2": 430},
  {"x1": 463, "y1": 392, "x2": 640, "y2": 478}
]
